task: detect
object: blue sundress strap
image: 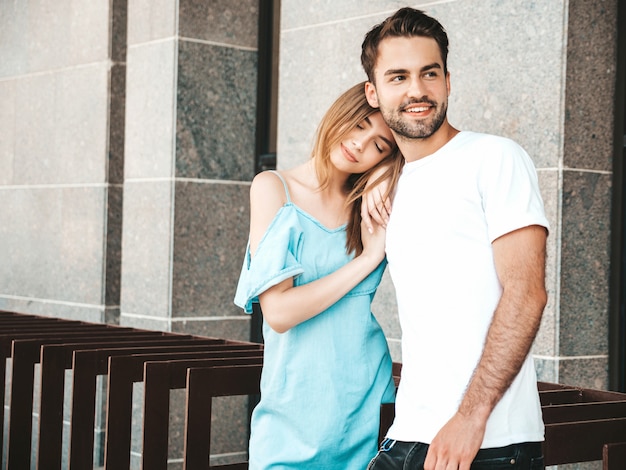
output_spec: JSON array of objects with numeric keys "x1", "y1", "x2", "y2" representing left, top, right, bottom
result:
[{"x1": 269, "y1": 170, "x2": 292, "y2": 203}]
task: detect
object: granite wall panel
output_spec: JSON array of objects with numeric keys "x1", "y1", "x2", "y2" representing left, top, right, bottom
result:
[
  {"x1": 120, "y1": 181, "x2": 174, "y2": 321},
  {"x1": 564, "y1": 0, "x2": 618, "y2": 172},
  {"x1": 559, "y1": 170, "x2": 612, "y2": 356},
  {"x1": 125, "y1": 40, "x2": 178, "y2": 179},
  {"x1": 171, "y1": 181, "x2": 250, "y2": 317},
  {"x1": 179, "y1": 0, "x2": 259, "y2": 48},
  {"x1": 0, "y1": 186, "x2": 107, "y2": 305},
  {"x1": 176, "y1": 41, "x2": 257, "y2": 181},
  {"x1": 559, "y1": 356, "x2": 610, "y2": 390},
  {"x1": 12, "y1": 64, "x2": 109, "y2": 185}
]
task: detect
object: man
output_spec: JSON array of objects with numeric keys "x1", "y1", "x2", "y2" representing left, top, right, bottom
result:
[{"x1": 361, "y1": 7, "x2": 549, "y2": 470}]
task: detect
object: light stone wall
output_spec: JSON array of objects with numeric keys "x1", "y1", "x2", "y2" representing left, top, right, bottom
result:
[{"x1": 0, "y1": 0, "x2": 620, "y2": 469}]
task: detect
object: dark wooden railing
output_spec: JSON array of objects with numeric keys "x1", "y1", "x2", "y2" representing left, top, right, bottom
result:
[{"x1": 1, "y1": 310, "x2": 625, "y2": 469}]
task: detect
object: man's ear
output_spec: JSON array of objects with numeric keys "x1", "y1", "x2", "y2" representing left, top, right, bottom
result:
[{"x1": 365, "y1": 81, "x2": 379, "y2": 108}]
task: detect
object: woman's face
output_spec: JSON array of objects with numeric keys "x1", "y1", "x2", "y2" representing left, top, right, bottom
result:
[{"x1": 330, "y1": 111, "x2": 395, "y2": 175}]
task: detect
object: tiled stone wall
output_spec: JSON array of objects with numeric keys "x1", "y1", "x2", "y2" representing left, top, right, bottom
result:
[
  {"x1": 121, "y1": 0, "x2": 258, "y2": 467},
  {"x1": 0, "y1": 0, "x2": 259, "y2": 467},
  {"x1": 0, "y1": 0, "x2": 620, "y2": 469},
  {"x1": 0, "y1": 1, "x2": 122, "y2": 323},
  {"x1": 0, "y1": 1, "x2": 127, "y2": 467}
]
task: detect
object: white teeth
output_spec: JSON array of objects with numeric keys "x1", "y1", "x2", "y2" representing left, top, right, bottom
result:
[{"x1": 407, "y1": 107, "x2": 429, "y2": 113}]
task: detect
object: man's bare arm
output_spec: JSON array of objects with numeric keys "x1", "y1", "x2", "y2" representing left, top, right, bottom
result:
[{"x1": 424, "y1": 224, "x2": 548, "y2": 470}]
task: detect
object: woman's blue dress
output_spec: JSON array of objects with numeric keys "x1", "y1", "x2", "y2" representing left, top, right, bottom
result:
[{"x1": 234, "y1": 172, "x2": 395, "y2": 469}]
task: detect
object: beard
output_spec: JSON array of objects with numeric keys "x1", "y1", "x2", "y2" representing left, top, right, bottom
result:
[{"x1": 379, "y1": 97, "x2": 448, "y2": 140}]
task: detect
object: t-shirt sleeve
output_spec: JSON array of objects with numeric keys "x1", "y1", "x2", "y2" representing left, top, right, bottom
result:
[
  {"x1": 234, "y1": 207, "x2": 305, "y2": 314},
  {"x1": 479, "y1": 138, "x2": 550, "y2": 242}
]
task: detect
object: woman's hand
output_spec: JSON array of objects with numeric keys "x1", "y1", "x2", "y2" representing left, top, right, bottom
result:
[
  {"x1": 360, "y1": 218, "x2": 386, "y2": 265},
  {"x1": 361, "y1": 168, "x2": 391, "y2": 233}
]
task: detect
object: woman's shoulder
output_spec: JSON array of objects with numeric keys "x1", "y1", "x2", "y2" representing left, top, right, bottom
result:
[{"x1": 250, "y1": 170, "x2": 289, "y2": 206}]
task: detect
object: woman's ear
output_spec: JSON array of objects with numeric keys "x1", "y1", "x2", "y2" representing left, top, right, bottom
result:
[{"x1": 365, "y1": 82, "x2": 379, "y2": 108}]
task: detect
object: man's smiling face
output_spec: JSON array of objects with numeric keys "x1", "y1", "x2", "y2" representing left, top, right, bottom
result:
[{"x1": 366, "y1": 36, "x2": 450, "y2": 142}]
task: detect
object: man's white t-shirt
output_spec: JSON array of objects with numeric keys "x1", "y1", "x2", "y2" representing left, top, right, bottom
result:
[{"x1": 385, "y1": 131, "x2": 549, "y2": 448}]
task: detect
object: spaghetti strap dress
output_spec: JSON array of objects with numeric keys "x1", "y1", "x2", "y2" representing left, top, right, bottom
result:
[{"x1": 234, "y1": 171, "x2": 395, "y2": 469}]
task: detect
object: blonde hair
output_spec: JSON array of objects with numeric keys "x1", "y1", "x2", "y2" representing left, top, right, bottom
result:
[{"x1": 310, "y1": 82, "x2": 404, "y2": 255}]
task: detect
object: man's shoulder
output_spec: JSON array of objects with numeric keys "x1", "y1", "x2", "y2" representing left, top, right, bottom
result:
[
  {"x1": 457, "y1": 132, "x2": 530, "y2": 163},
  {"x1": 461, "y1": 131, "x2": 521, "y2": 148}
]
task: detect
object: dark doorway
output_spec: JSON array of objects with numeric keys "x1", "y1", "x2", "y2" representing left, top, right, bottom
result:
[
  {"x1": 251, "y1": 0, "x2": 280, "y2": 347},
  {"x1": 609, "y1": 0, "x2": 626, "y2": 392}
]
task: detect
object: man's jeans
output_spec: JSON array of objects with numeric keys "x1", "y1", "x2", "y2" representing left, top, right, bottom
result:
[{"x1": 367, "y1": 439, "x2": 545, "y2": 469}]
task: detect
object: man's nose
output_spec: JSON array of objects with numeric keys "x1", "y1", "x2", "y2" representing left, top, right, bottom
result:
[{"x1": 406, "y1": 77, "x2": 423, "y2": 97}]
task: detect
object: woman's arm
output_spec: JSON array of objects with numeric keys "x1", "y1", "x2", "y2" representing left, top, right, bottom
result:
[
  {"x1": 259, "y1": 223, "x2": 384, "y2": 332},
  {"x1": 249, "y1": 173, "x2": 386, "y2": 333}
]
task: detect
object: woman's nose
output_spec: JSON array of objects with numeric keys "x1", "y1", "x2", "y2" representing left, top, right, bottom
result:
[{"x1": 353, "y1": 138, "x2": 363, "y2": 151}]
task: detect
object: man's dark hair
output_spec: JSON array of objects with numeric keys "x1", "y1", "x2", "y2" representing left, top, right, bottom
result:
[{"x1": 361, "y1": 7, "x2": 449, "y2": 83}]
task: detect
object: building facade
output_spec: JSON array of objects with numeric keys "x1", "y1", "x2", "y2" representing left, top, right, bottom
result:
[{"x1": 0, "y1": 0, "x2": 623, "y2": 468}]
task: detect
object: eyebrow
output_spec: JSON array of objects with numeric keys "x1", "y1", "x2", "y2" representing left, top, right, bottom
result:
[
  {"x1": 363, "y1": 116, "x2": 393, "y2": 148},
  {"x1": 380, "y1": 135, "x2": 394, "y2": 149},
  {"x1": 383, "y1": 62, "x2": 442, "y2": 76}
]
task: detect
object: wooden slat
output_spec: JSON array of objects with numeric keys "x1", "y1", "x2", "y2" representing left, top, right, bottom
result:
[
  {"x1": 603, "y1": 442, "x2": 626, "y2": 470},
  {"x1": 544, "y1": 418, "x2": 626, "y2": 465},
  {"x1": 183, "y1": 365, "x2": 263, "y2": 470},
  {"x1": 103, "y1": 347, "x2": 263, "y2": 470},
  {"x1": 37, "y1": 335, "x2": 208, "y2": 470},
  {"x1": 142, "y1": 358, "x2": 263, "y2": 470},
  {"x1": 67, "y1": 342, "x2": 252, "y2": 470}
]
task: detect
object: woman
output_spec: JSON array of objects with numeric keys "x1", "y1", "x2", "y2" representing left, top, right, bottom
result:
[{"x1": 234, "y1": 82, "x2": 403, "y2": 469}]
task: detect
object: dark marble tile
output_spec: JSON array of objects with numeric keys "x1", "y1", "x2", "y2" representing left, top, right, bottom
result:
[
  {"x1": 176, "y1": 41, "x2": 257, "y2": 181},
  {"x1": 179, "y1": 0, "x2": 258, "y2": 48},
  {"x1": 111, "y1": 0, "x2": 128, "y2": 62},
  {"x1": 559, "y1": 356, "x2": 609, "y2": 390},
  {"x1": 563, "y1": 0, "x2": 618, "y2": 172},
  {"x1": 105, "y1": 185, "x2": 123, "y2": 306},
  {"x1": 559, "y1": 171, "x2": 611, "y2": 356},
  {"x1": 171, "y1": 181, "x2": 251, "y2": 318},
  {"x1": 172, "y1": 318, "x2": 252, "y2": 342},
  {"x1": 109, "y1": 64, "x2": 126, "y2": 184}
]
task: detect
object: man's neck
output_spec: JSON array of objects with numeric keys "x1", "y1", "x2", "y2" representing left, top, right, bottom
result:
[{"x1": 396, "y1": 123, "x2": 460, "y2": 163}]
